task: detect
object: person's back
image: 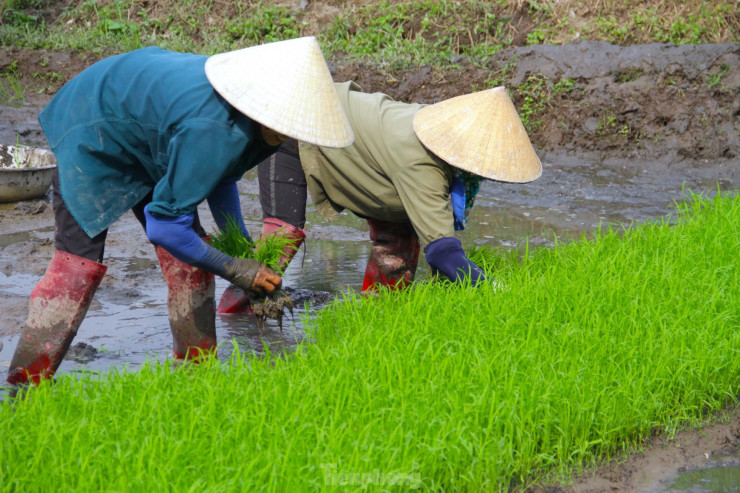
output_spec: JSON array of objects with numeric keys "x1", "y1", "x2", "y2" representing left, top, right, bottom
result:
[
  {"x1": 300, "y1": 81, "x2": 455, "y2": 243},
  {"x1": 39, "y1": 47, "x2": 232, "y2": 153}
]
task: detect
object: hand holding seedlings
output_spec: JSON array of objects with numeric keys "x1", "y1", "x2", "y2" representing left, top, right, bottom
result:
[
  {"x1": 210, "y1": 214, "x2": 299, "y2": 329},
  {"x1": 224, "y1": 257, "x2": 282, "y2": 296}
]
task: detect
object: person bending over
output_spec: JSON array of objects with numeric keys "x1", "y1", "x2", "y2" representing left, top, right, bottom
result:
[{"x1": 218, "y1": 81, "x2": 541, "y2": 313}]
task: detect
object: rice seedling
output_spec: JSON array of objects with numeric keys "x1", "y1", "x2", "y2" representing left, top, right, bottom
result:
[
  {"x1": 210, "y1": 215, "x2": 297, "y2": 329},
  {"x1": 209, "y1": 214, "x2": 295, "y2": 274},
  {"x1": 0, "y1": 191, "x2": 737, "y2": 492}
]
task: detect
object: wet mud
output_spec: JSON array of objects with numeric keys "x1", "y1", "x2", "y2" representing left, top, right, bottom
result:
[{"x1": 0, "y1": 40, "x2": 739, "y2": 492}]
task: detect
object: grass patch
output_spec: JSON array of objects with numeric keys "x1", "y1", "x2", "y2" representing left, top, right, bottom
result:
[
  {"x1": 319, "y1": 0, "x2": 515, "y2": 70},
  {"x1": 1, "y1": 1, "x2": 737, "y2": 63},
  {"x1": 1, "y1": 191, "x2": 738, "y2": 491}
]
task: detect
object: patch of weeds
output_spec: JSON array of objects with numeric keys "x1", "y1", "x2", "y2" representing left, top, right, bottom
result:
[
  {"x1": 595, "y1": 114, "x2": 618, "y2": 136},
  {"x1": 30, "y1": 71, "x2": 64, "y2": 95},
  {"x1": 320, "y1": 0, "x2": 513, "y2": 69},
  {"x1": 590, "y1": 3, "x2": 739, "y2": 45},
  {"x1": 706, "y1": 64, "x2": 730, "y2": 89},
  {"x1": 526, "y1": 28, "x2": 546, "y2": 45},
  {"x1": 513, "y1": 75, "x2": 576, "y2": 133},
  {"x1": 477, "y1": 56, "x2": 518, "y2": 91},
  {"x1": 615, "y1": 68, "x2": 643, "y2": 83},
  {"x1": 0, "y1": 60, "x2": 26, "y2": 103},
  {"x1": 223, "y1": 2, "x2": 299, "y2": 45},
  {"x1": 78, "y1": 0, "x2": 143, "y2": 42},
  {"x1": 594, "y1": 114, "x2": 641, "y2": 144}
]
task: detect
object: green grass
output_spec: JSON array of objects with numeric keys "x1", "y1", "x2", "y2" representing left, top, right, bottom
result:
[
  {"x1": 1, "y1": 0, "x2": 737, "y2": 64},
  {"x1": 1, "y1": 190, "x2": 737, "y2": 491}
]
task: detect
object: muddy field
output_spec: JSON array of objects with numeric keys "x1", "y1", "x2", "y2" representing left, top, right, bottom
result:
[{"x1": 1, "y1": 39, "x2": 739, "y2": 492}]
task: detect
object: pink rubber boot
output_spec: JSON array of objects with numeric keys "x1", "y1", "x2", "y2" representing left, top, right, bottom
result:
[
  {"x1": 156, "y1": 246, "x2": 217, "y2": 360},
  {"x1": 7, "y1": 250, "x2": 107, "y2": 385}
]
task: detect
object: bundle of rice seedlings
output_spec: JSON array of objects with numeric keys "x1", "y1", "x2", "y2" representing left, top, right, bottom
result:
[{"x1": 210, "y1": 215, "x2": 297, "y2": 330}]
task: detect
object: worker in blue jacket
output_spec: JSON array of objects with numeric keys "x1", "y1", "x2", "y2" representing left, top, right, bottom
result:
[{"x1": 6, "y1": 37, "x2": 353, "y2": 386}]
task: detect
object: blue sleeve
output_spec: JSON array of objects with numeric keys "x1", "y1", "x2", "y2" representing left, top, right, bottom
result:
[
  {"x1": 450, "y1": 176, "x2": 466, "y2": 231},
  {"x1": 144, "y1": 205, "x2": 233, "y2": 278},
  {"x1": 207, "y1": 180, "x2": 251, "y2": 240},
  {"x1": 424, "y1": 236, "x2": 485, "y2": 285}
]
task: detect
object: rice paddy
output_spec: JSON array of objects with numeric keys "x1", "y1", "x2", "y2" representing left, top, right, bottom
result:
[{"x1": 0, "y1": 191, "x2": 737, "y2": 492}]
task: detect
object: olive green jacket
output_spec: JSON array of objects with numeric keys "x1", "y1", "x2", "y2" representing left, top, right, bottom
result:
[{"x1": 299, "y1": 81, "x2": 455, "y2": 247}]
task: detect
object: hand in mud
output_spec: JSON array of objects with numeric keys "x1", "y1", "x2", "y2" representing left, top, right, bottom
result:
[{"x1": 225, "y1": 258, "x2": 282, "y2": 296}]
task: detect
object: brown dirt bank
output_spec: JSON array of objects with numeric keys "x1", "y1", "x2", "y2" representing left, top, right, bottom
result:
[{"x1": 3, "y1": 41, "x2": 740, "y2": 168}]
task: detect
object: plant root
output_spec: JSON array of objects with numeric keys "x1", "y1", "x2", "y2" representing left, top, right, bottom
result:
[{"x1": 252, "y1": 291, "x2": 294, "y2": 332}]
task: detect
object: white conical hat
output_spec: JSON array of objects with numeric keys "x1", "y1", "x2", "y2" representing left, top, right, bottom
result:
[
  {"x1": 413, "y1": 87, "x2": 542, "y2": 183},
  {"x1": 205, "y1": 36, "x2": 353, "y2": 148}
]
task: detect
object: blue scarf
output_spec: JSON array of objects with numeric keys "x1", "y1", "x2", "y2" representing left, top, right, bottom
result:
[{"x1": 451, "y1": 170, "x2": 483, "y2": 231}]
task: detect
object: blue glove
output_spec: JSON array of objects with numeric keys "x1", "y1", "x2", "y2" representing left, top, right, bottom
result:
[
  {"x1": 425, "y1": 236, "x2": 485, "y2": 285},
  {"x1": 145, "y1": 206, "x2": 282, "y2": 295},
  {"x1": 144, "y1": 206, "x2": 234, "y2": 279},
  {"x1": 451, "y1": 176, "x2": 466, "y2": 231},
  {"x1": 207, "y1": 180, "x2": 251, "y2": 240}
]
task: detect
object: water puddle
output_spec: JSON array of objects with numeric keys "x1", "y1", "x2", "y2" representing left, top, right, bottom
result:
[
  {"x1": 664, "y1": 464, "x2": 740, "y2": 493},
  {"x1": 657, "y1": 446, "x2": 740, "y2": 493}
]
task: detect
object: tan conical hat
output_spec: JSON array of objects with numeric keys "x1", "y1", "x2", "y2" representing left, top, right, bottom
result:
[
  {"x1": 205, "y1": 36, "x2": 353, "y2": 148},
  {"x1": 413, "y1": 87, "x2": 542, "y2": 183}
]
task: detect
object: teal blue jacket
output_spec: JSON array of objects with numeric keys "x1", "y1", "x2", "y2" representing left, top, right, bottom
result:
[{"x1": 39, "y1": 47, "x2": 276, "y2": 238}]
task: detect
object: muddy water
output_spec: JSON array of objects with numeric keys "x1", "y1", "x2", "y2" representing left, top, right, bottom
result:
[
  {"x1": 665, "y1": 464, "x2": 740, "y2": 493},
  {"x1": 0, "y1": 235, "x2": 372, "y2": 375}
]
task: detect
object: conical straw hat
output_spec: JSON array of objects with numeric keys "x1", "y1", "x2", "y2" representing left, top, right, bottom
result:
[
  {"x1": 413, "y1": 87, "x2": 542, "y2": 183},
  {"x1": 205, "y1": 36, "x2": 353, "y2": 148}
]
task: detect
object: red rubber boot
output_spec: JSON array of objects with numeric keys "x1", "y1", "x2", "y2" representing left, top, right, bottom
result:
[
  {"x1": 7, "y1": 250, "x2": 107, "y2": 385},
  {"x1": 361, "y1": 219, "x2": 421, "y2": 293},
  {"x1": 261, "y1": 217, "x2": 306, "y2": 273},
  {"x1": 217, "y1": 218, "x2": 305, "y2": 314},
  {"x1": 156, "y1": 246, "x2": 217, "y2": 361}
]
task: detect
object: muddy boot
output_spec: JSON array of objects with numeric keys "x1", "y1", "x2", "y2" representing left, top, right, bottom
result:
[
  {"x1": 362, "y1": 219, "x2": 421, "y2": 293},
  {"x1": 156, "y1": 246, "x2": 217, "y2": 361},
  {"x1": 217, "y1": 218, "x2": 305, "y2": 314},
  {"x1": 7, "y1": 250, "x2": 107, "y2": 385}
]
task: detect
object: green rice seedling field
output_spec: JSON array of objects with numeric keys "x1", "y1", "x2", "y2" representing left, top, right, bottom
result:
[{"x1": 1, "y1": 191, "x2": 738, "y2": 491}]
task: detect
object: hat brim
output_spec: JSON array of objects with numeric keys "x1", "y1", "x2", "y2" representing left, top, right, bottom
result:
[
  {"x1": 205, "y1": 37, "x2": 354, "y2": 148},
  {"x1": 413, "y1": 87, "x2": 542, "y2": 183}
]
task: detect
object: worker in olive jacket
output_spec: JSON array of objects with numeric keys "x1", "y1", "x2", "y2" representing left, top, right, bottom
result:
[{"x1": 218, "y1": 81, "x2": 541, "y2": 313}]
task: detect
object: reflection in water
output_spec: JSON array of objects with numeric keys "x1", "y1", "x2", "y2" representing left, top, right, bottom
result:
[{"x1": 664, "y1": 464, "x2": 740, "y2": 493}]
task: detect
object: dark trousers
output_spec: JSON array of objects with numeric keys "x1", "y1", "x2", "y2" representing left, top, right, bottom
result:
[
  {"x1": 257, "y1": 139, "x2": 307, "y2": 229},
  {"x1": 51, "y1": 171, "x2": 206, "y2": 263}
]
